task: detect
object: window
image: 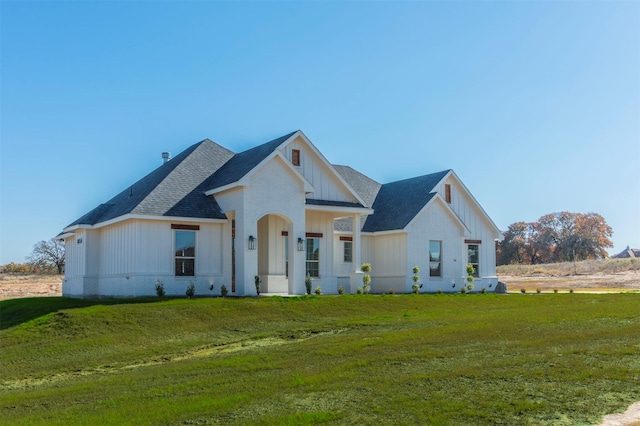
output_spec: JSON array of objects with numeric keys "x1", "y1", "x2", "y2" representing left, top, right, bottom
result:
[
  {"x1": 175, "y1": 230, "x2": 195, "y2": 276},
  {"x1": 292, "y1": 149, "x2": 300, "y2": 166},
  {"x1": 445, "y1": 184, "x2": 451, "y2": 204},
  {"x1": 429, "y1": 240, "x2": 442, "y2": 277},
  {"x1": 468, "y1": 244, "x2": 480, "y2": 277},
  {"x1": 306, "y1": 238, "x2": 319, "y2": 277},
  {"x1": 343, "y1": 241, "x2": 353, "y2": 263}
]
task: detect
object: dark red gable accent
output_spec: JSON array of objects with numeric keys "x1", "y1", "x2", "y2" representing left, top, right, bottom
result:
[
  {"x1": 292, "y1": 149, "x2": 300, "y2": 166},
  {"x1": 339, "y1": 236, "x2": 353, "y2": 241},
  {"x1": 306, "y1": 232, "x2": 323, "y2": 238},
  {"x1": 171, "y1": 224, "x2": 200, "y2": 231},
  {"x1": 281, "y1": 231, "x2": 289, "y2": 236},
  {"x1": 465, "y1": 239, "x2": 482, "y2": 244}
]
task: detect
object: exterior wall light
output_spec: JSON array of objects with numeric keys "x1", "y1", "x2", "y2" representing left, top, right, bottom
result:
[
  {"x1": 297, "y1": 238, "x2": 305, "y2": 251},
  {"x1": 248, "y1": 235, "x2": 256, "y2": 250}
]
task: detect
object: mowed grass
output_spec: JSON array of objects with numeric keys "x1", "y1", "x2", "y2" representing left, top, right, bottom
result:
[{"x1": 1, "y1": 294, "x2": 639, "y2": 425}]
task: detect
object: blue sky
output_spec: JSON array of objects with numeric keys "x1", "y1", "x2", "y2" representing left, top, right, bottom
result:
[{"x1": 1, "y1": 1, "x2": 638, "y2": 265}]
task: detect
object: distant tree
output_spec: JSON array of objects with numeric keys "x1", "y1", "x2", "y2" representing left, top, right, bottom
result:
[
  {"x1": 28, "y1": 238, "x2": 65, "y2": 274},
  {"x1": 1, "y1": 262, "x2": 31, "y2": 274},
  {"x1": 497, "y1": 212, "x2": 613, "y2": 265}
]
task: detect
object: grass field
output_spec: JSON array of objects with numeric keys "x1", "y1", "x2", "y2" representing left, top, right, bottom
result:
[{"x1": 1, "y1": 294, "x2": 639, "y2": 425}]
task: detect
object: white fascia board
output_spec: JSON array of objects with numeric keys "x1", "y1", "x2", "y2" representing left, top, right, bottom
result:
[
  {"x1": 65, "y1": 214, "x2": 227, "y2": 232},
  {"x1": 293, "y1": 130, "x2": 369, "y2": 207},
  {"x1": 446, "y1": 170, "x2": 502, "y2": 237},
  {"x1": 57, "y1": 232, "x2": 75, "y2": 240},
  {"x1": 205, "y1": 182, "x2": 247, "y2": 196},
  {"x1": 305, "y1": 204, "x2": 373, "y2": 215},
  {"x1": 62, "y1": 224, "x2": 93, "y2": 233}
]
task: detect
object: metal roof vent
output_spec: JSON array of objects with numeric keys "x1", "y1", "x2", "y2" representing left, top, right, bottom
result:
[{"x1": 162, "y1": 152, "x2": 171, "y2": 164}]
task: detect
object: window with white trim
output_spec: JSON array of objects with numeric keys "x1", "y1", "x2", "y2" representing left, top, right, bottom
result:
[
  {"x1": 429, "y1": 240, "x2": 442, "y2": 277},
  {"x1": 467, "y1": 244, "x2": 480, "y2": 277},
  {"x1": 175, "y1": 230, "x2": 195, "y2": 276},
  {"x1": 306, "y1": 238, "x2": 319, "y2": 277},
  {"x1": 343, "y1": 241, "x2": 353, "y2": 263}
]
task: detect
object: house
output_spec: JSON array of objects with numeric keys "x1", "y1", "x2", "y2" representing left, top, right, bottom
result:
[
  {"x1": 612, "y1": 246, "x2": 640, "y2": 259},
  {"x1": 60, "y1": 130, "x2": 502, "y2": 298}
]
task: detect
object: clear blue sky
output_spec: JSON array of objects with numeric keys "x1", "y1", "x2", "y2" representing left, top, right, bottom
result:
[{"x1": 1, "y1": 1, "x2": 639, "y2": 265}]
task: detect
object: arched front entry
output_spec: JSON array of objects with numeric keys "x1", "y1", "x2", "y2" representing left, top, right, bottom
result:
[{"x1": 256, "y1": 213, "x2": 294, "y2": 294}]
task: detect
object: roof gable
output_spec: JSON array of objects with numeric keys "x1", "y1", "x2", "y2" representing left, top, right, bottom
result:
[
  {"x1": 362, "y1": 170, "x2": 450, "y2": 232},
  {"x1": 204, "y1": 131, "x2": 297, "y2": 191},
  {"x1": 333, "y1": 165, "x2": 381, "y2": 208}
]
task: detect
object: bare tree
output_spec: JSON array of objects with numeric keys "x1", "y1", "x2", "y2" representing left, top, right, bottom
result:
[{"x1": 28, "y1": 238, "x2": 65, "y2": 274}]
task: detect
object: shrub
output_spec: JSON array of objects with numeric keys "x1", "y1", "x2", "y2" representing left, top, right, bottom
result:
[
  {"x1": 220, "y1": 284, "x2": 228, "y2": 297},
  {"x1": 412, "y1": 265, "x2": 421, "y2": 294},
  {"x1": 536, "y1": 288, "x2": 541, "y2": 294},
  {"x1": 461, "y1": 287, "x2": 467, "y2": 294},
  {"x1": 466, "y1": 283, "x2": 474, "y2": 292},
  {"x1": 338, "y1": 285, "x2": 345, "y2": 295},
  {"x1": 481, "y1": 287, "x2": 487, "y2": 294},
  {"x1": 361, "y1": 263, "x2": 372, "y2": 294},
  {"x1": 155, "y1": 279, "x2": 165, "y2": 297},
  {"x1": 520, "y1": 288, "x2": 526, "y2": 294},
  {"x1": 569, "y1": 288, "x2": 574, "y2": 293},
  {"x1": 357, "y1": 287, "x2": 363, "y2": 294},
  {"x1": 314, "y1": 286, "x2": 322, "y2": 295},
  {"x1": 305, "y1": 273, "x2": 312, "y2": 295},
  {"x1": 554, "y1": 289, "x2": 558, "y2": 293},
  {"x1": 389, "y1": 288, "x2": 395, "y2": 295},
  {"x1": 437, "y1": 288, "x2": 443, "y2": 294},
  {"x1": 185, "y1": 282, "x2": 195, "y2": 298}
]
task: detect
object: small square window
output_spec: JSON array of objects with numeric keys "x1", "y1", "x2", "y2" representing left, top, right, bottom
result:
[{"x1": 292, "y1": 149, "x2": 300, "y2": 166}]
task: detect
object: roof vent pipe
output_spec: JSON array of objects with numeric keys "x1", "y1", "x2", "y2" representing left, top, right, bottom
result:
[{"x1": 162, "y1": 152, "x2": 171, "y2": 164}]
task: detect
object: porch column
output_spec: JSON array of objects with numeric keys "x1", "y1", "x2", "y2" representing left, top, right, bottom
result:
[
  {"x1": 353, "y1": 214, "x2": 362, "y2": 269},
  {"x1": 350, "y1": 214, "x2": 363, "y2": 294}
]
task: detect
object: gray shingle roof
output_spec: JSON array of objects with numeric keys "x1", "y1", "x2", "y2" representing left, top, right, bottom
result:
[
  {"x1": 67, "y1": 139, "x2": 234, "y2": 227},
  {"x1": 362, "y1": 170, "x2": 450, "y2": 232},
  {"x1": 306, "y1": 199, "x2": 364, "y2": 208},
  {"x1": 204, "y1": 131, "x2": 297, "y2": 190},
  {"x1": 333, "y1": 165, "x2": 381, "y2": 208}
]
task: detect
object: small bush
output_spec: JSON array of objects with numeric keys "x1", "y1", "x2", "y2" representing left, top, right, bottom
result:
[
  {"x1": 220, "y1": 284, "x2": 228, "y2": 297},
  {"x1": 305, "y1": 274, "x2": 312, "y2": 295},
  {"x1": 186, "y1": 282, "x2": 195, "y2": 298},
  {"x1": 314, "y1": 286, "x2": 322, "y2": 295},
  {"x1": 569, "y1": 288, "x2": 574, "y2": 293},
  {"x1": 461, "y1": 287, "x2": 467, "y2": 294},
  {"x1": 536, "y1": 288, "x2": 541, "y2": 294},
  {"x1": 389, "y1": 288, "x2": 395, "y2": 295},
  {"x1": 437, "y1": 288, "x2": 443, "y2": 294},
  {"x1": 357, "y1": 287, "x2": 363, "y2": 294},
  {"x1": 155, "y1": 279, "x2": 165, "y2": 297},
  {"x1": 338, "y1": 285, "x2": 345, "y2": 295},
  {"x1": 481, "y1": 287, "x2": 487, "y2": 294},
  {"x1": 521, "y1": 288, "x2": 526, "y2": 294},
  {"x1": 554, "y1": 289, "x2": 558, "y2": 293}
]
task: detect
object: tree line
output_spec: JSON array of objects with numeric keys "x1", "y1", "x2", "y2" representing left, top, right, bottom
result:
[
  {"x1": 497, "y1": 212, "x2": 613, "y2": 265},
  {"x1": 1, "y1": 238, "x2": 65, "y2": 275}
]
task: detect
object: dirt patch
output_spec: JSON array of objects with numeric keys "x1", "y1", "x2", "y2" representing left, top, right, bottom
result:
[
  {"x1": 498, "y1": 270, "x2": 640, "y2": 293},
  {"x1": 0, "y1": 274, "x2": 62, "y2": 300},
  {"x1": 597, "y1": 401, "x2": 640, "y2": 426}
]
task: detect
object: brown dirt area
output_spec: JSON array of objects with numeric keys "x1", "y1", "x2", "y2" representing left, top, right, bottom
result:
[
  {"x1": 498, "y1": 270, "x2": 640, "y2": 293},
  {"x1": 0, "y1": 274, "x2": 62, "y2": 300}
]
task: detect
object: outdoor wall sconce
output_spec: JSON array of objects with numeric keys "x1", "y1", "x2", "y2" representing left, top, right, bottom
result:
[
  {"x1": 297, "y1": 238, "x2": 305, "y2": 251},
  {"x1": 248, "y1": 235, "x2": 256, "y2": 250}
]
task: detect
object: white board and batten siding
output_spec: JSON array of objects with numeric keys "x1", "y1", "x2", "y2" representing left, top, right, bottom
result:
[
  {"x1": 284, "y1": 137, "x2": 359, "y2": 204},
  {"x1": 63, "y1": 219, "x2": 228, "y2": 298},
  {"x1": 368, "y1": 233, "x2": 408, "y2": 294}
]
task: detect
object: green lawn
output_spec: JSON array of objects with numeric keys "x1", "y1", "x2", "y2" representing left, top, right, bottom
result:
[{"x1": 1, "y1": 294, "x2": 639, "y2": 425}]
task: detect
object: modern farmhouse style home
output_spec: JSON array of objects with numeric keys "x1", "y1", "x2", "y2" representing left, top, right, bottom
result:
[{"x1": 60, "y1": 130, "x2": 502, "y2": 298}]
